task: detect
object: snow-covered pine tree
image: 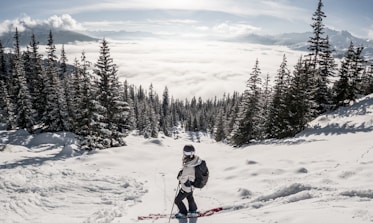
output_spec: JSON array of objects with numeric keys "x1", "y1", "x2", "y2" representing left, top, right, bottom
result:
[
  {"x1": 258, "y1": 73, "x2": 271, "y2": 140},
  {"x1": 76, "y1": 52, "x2": 94, "y2": 135},
  {"x1": 0, "y1": 41, "x2": 6, "y2": 83},
  {"x1": 12, "y1": 28, "x2": 35, "y2": 132},
  {"x1": 59, "y1": 44, "x2": 68, "y2": 79},
  {"x1": 308, "y1": 0, "x2": 327, "y2": 64},
  {"x1": 231, "y1": 59, "x2": 262, "y2": 146},
  {"x1": 332, "y1": 42, "x2": 365, "y2": 106},
  {"x1": 26, "y1": 34, "x2": 45, "y2": 122},
  {"x1": 360, "y1": 64, "x2": 373, "y2": 95},
  {"x1": 307, "y1": 0, "x2": 335, "y2": 114},
  {"x1": 317, "y1": 35, "x2": 336, "y2": 112},
  {"x1": 267, "y1": 54, "x2": 291, "y2": 139},
  {"x1": 122, "y1": 80, "x2": 136, "y2": 130},
  {"x1": 214, "y1": 108, "x2": 226, "y2": 142},
  {"x1": 92, "y1": 39, "x2": 130, "y2": 148},
  {"x1": 160, "y1": 86, "x2": 170, "y2": 136},
  {"x1": 0, "y1": 80, "x2": 16, "y2": 129},
  {"x1": 285, "y1": 57, "x2": 317, "y2": 136},
  {"x1": 42, "y1": 30, "x2": 71, "y2": 132}
]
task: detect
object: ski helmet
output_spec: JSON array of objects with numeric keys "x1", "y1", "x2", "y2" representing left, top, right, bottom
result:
[{"x1": 183, "y1": 145, "x2": 195, "y2": 157}]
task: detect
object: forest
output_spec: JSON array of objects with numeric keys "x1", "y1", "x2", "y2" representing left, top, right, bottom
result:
[{"x1": 0, "y1": 0, "x2": 372, "y2": 149}]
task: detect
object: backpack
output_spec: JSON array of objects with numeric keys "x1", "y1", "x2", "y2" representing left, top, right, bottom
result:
[{"x1": 194, "y1": 160, "x2": 209, "y2": 188}]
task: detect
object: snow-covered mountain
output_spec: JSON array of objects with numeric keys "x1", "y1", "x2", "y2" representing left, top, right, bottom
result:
[
  {"x1": 0, "y1": 24, "x2": 98, "y2": 47},
  {"x1": 235, "y1": 28, "x2": 373, "y2": 59},
  {"x1": 1, "y1": 94, "x2": 372, "y2": 222}
]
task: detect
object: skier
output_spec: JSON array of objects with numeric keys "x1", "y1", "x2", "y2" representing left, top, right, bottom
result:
[{"x1": 174, "y1": 144, "x2": 202, "y2": 218}]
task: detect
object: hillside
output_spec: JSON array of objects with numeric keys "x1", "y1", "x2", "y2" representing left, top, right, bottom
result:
[
  {"x1": 0, "y1": 94, "x2": 372, "y2": 223},
  {"x1": 0, "y1": 25, "x2": 98, "y2": 47}
]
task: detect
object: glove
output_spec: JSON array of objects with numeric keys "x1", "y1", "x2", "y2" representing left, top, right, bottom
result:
[
  {"x1": 184, "y1": 180, "x2": 194, "y2": 187},
  {"x1": 177, "y1": 170, "x2": 183, "y2": 179}
]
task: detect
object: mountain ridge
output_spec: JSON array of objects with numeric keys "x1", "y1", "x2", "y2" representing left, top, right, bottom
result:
[
  {"x1": 0, "y1": 24, "x2": 98, "y2": 47},
  {"x1": 234, "y1": 28, "x2": 373, "y2": 59}
]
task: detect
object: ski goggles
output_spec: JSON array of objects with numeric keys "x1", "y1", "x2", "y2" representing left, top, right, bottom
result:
[{"x1": 183, "y1": 151, "x2": 195, "y2": 157}]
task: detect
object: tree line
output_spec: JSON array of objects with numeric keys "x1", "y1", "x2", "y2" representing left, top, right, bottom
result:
[{"x1": 0, "y1": 0, "x2": 372, "y2": 149}]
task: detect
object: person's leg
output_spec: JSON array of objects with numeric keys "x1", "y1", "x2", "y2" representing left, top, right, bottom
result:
[
  {"x1": 174, "y1": 189, "x2": 188, "y2": 215},
  {"x1": 186, "y1": 191, "x2": 197, "y2": 212}
]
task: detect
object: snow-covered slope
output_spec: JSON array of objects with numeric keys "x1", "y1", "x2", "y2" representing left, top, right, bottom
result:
[{"x1": 0, "y1": 94, "x2": 372, "y2": 223}]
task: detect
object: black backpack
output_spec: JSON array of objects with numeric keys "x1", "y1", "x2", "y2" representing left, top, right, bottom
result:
[{"x1": 194, "y1": 160, "x2": 209, "y2": 188}]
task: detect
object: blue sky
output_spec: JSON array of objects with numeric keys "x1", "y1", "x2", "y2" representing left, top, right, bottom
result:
[{"x1": 1, "y1": 0, "x2": 372, "y2": 39}]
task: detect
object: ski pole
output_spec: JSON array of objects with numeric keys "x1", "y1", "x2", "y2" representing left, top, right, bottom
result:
[{"x1": 168, "y1": 182, "x2": 180, "y2": 223}]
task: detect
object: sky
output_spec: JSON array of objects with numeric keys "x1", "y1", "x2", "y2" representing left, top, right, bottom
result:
[{"x1": 1, "y1": 0, "x2": 373, "y2": 39}]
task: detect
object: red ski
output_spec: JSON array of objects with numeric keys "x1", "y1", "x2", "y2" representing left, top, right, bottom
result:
[{"x1": 138, "y1": 207, "x2": 224, "y2": 220}]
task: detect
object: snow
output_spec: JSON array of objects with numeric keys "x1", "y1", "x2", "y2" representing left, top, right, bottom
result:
[{"x1": 1, "y1": 94, "x2": 373, "y2": 223}]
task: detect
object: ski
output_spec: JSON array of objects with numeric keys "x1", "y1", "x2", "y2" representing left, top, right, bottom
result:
[{"x1": 137, "y1": 207, "x2": 224, "y2": 220}]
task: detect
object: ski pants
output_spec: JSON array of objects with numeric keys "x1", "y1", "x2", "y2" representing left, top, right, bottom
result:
[{"x1": 174, "y1": 188, "x2": 197, "y2": 215}]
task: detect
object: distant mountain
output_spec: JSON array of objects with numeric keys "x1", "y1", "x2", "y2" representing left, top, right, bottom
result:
[
  {"x1": 0, "y1": 25, "x2": 98, "y2": 47},
  {"x1": 87, "y1": 30, "x2": 156, "y2": 40},
  {"x1": 235, "y1": 28, "x2": 373, "y2": 59}
]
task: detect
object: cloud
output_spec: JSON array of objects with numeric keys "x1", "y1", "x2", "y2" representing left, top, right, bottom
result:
[
  {"x1": 212, "y1": 22, "x2": 261, "y2": 37},
  {"x1": 0, "y1": 17, "x2": 29, "y2": 34},
  {"x1": 57, "y1": 0, "x2": 308, "y2": 22},
  {"x1": 0, "y1": 14, "x2": 83, "y2": 35},
  {"x1": 62, "y1": 39, "x2": 303, "y2": 100},
  {"x1": 47, "y1": 14, "x2": 84, "y2": 31},
  {"x1": 369, "y1": 30, "x2": 373, "y2": 40}
]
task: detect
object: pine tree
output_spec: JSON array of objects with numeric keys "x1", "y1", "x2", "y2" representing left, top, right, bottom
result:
[
  {"x1": 161, "y1": 86, "x2": 170, "y2": 136},
  {"x1": 360, "y1": 64, "x2": 373, "y2": 95},
  {"x1": 0, "y1": 40, "x2": 8, "y2": 83},
  {"x1": 42, "y1": 30, "x2": 70, "y2": 132},
  {"x1": 59, "y1": 44, "x2": 68, "y2": 79},
  {"x1": 317, "y1": 35, "x2": 336, "y2": 112},
  {"x1": 267, "y1": 55, "x2": 291, "y2": 138},
  {"x1": 333, "y1": 42, "x2": 365, "y2": 107},
  {"x1": 308, "y1": 0, "x2": 335, "y2": 114},
  {"x1": 27, "y1": 34, "x2": 46, "y2": 121},
  {"x1": 286, "y1": 57, "x2": 317, "y2": 135},
  {"x1": 214, "y1": 109, "x2": 226, "y2": 142},
  {"x1": 231, "y1": 59, "x2": 262, "y2": 146},
  {"x1": 0, "y1": 80, "x2": 16, "y2": 129},
  {"x1": 308, "y1": 0, "x2": 327, "y2": 64},
  {"x1": 122, "y1": 80, "x2": 136, "y2": 130},
  {"x1": 92, "y1": 39, "x2": 130, "y2": 148},
  {"x1": 12, "y1": 28, "x2": 35, "y2": 132},
  {"x1": 258, "y1": 73, "x2": 271, "y2": 139}
]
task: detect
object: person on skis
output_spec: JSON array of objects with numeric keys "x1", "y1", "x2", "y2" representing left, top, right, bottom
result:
[{"x1": 174, "y1": 144, "x2": 202, "y2": 219}]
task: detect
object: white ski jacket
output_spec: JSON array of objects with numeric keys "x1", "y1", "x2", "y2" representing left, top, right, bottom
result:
[{"x1": 178, "y1": 155, "x2": 202, "y2": 193}]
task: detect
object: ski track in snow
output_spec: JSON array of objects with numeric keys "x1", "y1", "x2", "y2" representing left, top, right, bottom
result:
[{"x1": 0, "y1": 94, "x2": 373, "y2": 223}]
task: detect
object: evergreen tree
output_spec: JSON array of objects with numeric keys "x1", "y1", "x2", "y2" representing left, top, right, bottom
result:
[
  {"x1": 59, "y1": 44, "x2": 68, "y2": 79},
  {"x1": 308, "y1": 0, "x2": 327, "y2": 64},
  {"x1": 214, "y1": 109, "x2": 226, "y2": 142},
  {"x1": 27, "y1": 33, "x2": 46, "y2": 121},
  {"x1": 333, "y1": 42, "x2": 365, "y2": 107},
  {"x1": 317, "y1": 35, "x2": 336, "y2": 112},
  {"x1": 360, "y1": 64, "x2": 373, "y2": 95},
  {"x1": 122, "y1": 80, "x2": 136, "y2": 130},
  {"x1": 286, "y1": 57, "x2": 317, "y2": 136},
  {"x1": 0, "y1": 80, "x2": 16, "y2": 129},
  {"x1": 160, "y1": 86, "x2": 170, "y2": 136},
  {"x1": 259, "y1": 73, "x2": 271, "y2": 139},
  {"x1": 267, "y1": 55, "x2": 291, "y2": 138},
  {"x1": 12, "y1": 28, "x2": 35, "y2": 132},
  {"x1": 92, "y1": 39, "x2": 130, "y2": 148},
  {"x1": 308, "y1": 0, "x2": 335, "y2": 114},
  {"x1": 0, "y1": 40, "x2": 8, "y2": 83},
  {"x1": 231, "y1": 59, "x2": 262, "y2": 146},
  {"x1": 42, "y1": 30, "x2": 70, "y2": 132}
]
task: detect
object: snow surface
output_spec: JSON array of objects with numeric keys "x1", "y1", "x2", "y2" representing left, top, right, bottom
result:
[{"x1": 1, "y1": 94, "x2": 372, "y2": 223}]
